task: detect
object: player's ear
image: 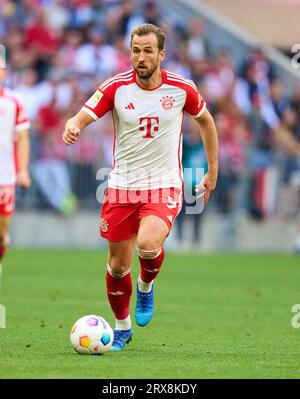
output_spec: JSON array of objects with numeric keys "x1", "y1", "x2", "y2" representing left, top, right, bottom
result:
[{"x1": 159, "y1": 49, "x2": 165, "y2": 62}]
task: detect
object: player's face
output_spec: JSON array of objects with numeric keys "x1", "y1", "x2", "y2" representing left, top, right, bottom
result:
[{"x1": 131, "y1": 33, "x2": 165, "y2": 80}]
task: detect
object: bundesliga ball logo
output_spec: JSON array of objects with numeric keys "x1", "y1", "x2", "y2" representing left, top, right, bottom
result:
[{"x1": 160, "y1": 96, "x2": 175, "y2": 110}]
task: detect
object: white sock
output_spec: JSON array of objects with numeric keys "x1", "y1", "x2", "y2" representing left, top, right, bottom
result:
[
  {"x1": 138, "y1": 275, "x2": 153, "y2": 293},
  {"x1": 115, "y1": 315, "x2": 131, "y2": 331}
]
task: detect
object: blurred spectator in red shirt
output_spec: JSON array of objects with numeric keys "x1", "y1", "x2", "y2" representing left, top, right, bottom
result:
[
  {"x1": 215, "y1": 100, "x2": 250, "y2": 213},
  {"x1": 24, "y1": 7, "x2": 60, "y2": 56}
]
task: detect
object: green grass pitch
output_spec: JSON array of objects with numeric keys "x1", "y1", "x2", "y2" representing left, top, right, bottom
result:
[{"x1": 0, "y1": 249, "x2": 300, "y2": 379}]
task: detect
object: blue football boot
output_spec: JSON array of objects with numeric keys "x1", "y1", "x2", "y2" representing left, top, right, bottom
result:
[
  {"x1": 135, "y1": 284, "x2": 154, "y2": 327},
  {"x1": 110, "y1": 328, "x2": 132, "y2": 351}
]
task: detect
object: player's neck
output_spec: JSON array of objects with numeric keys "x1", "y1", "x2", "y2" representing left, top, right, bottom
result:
[{"x1": 136, "y1": 69, "x2": 162, "y2": 90}]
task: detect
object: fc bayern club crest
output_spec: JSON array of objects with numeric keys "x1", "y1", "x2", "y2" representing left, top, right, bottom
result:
[{"x1": 160, "y1": 95, "x2": 175, "y2": 110}]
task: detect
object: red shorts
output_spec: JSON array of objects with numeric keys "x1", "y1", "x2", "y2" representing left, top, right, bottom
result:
[
  {"x1": 100, "y1": 187, "x2": 182, "y2": 241},
  {"x1": 0, "y1": 185, "x2": 15, "y2": 217}
]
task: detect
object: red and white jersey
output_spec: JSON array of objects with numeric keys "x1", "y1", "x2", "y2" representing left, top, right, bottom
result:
[
  {"x1": 0, "y1": 87, "x2": 30, "y2": 185},
  {"x1": 82, "y1": 69, "x2": 206, "y2": 190}
]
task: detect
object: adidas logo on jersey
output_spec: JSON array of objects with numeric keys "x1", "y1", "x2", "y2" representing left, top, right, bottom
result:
[{"x1": 125, "y1": 102, "x2": 135, "y2": 110}]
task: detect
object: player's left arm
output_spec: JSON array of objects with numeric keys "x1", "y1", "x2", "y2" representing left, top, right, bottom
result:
[
  {"x1": 16, "y1": 129, "x2": 31, "y2": 188},
  {"x1": 194, "y1": 108, "x2": 218, "y2": 205}
]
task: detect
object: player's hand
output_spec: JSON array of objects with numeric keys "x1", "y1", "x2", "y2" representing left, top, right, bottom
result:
[
  {"x1": 62, "y1": 126, "x2": 81, "y2": 145},
  {"x1": 195, "y1": 172, "x2": 217, "y2": 205},
  {"x1": 0, "y1": 186, "x2": 14, "y2": 205},
  {"x1": 16, "y1": 170, "x2": 31, "y2": 188}
]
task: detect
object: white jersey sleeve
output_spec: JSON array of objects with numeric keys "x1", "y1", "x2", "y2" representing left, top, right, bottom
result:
[{"x1": 81, "y1": 70, "x2": 135, "y2": 120}]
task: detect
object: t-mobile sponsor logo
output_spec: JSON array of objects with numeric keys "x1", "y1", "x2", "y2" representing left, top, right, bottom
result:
[{"x1": 139, "y1": 116, "x2": 159, "y2": 139}]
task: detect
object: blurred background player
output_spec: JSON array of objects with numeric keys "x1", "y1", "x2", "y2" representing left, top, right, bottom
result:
[
  {"x1": 62, "y1": 23, "x2": 218, "y2": 351},
  {"x1": 274, "y1": 106, "x2": 300, "y2": 253},
  {"x1": 0, "y1": 67, "x2": 31, "y2": 274}
]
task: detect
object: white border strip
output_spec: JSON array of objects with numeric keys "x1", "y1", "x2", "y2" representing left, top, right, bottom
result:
[{"x1": 81, "y1": 106, "x2": 99, "y2": 121}]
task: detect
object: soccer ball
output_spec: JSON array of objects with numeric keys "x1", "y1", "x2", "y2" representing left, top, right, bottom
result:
[{"x1": 70, "y1": 315, "x2": 114, "y2": 355}]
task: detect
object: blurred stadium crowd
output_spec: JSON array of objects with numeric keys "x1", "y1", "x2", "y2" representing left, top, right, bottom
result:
[{"x1": 1, "y1": 0, "x2": 300, "y2": 243}]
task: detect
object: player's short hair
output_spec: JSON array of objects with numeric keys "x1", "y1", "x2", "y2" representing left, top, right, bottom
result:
[{"x1": 130, "y1": 23, "x2": 166, "y2": 51}]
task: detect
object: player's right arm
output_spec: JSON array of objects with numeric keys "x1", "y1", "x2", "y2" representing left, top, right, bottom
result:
[
  {"x1": 14, "y1": 94, "x2": 31, "y2": 187},
  {"x1": 62, "y1": 111, "x2": 94, "y2": 145},
  {"x1": 62, "y1": 82, "x2": 115, "y2": 145}
]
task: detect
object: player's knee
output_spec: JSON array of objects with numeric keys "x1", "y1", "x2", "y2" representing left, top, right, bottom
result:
[
  {"x1": 137, "y1": 246, "x2": 162, "y2": 260},
  {"x1": 0, "y1": 235, "x2": 5, "y2": 246},
  {"x1": 136, "y1": 236, "x2": 161, "y2": 252},
  {"x1": 0, "y1": 230, "x2": 8, "y2": 246},
  {"x1": 107, "y1": 257, "x2": 131, "y2": 278}
]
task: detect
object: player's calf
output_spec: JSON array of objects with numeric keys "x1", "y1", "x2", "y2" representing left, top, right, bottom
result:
[
  {"x1": 0, "y1": 234, "x2": 9, "y2": 261},
  {"x1": 135, "y1": 247, "x2": 165, "y2": 326},
  {"x1": 0, "y1": 220, "x2": 10, "y2": 262},
  {"x1": 137, "y1": 246, "x2": 164, "y2": 289},
  {"x1": 106, "y1": 263, "x2": 133, "y2": 350}
]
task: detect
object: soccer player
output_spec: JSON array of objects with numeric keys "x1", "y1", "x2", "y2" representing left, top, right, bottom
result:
[
  {"x1": 0, "y1": 68, "x2": 31, "y2": 272},
  {"x1": 62, "y1": 24, "x2": 218, "y2": 350}
]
